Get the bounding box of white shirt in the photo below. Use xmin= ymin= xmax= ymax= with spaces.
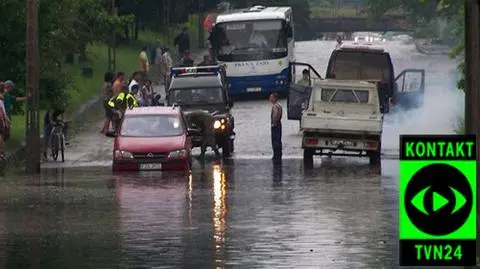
xmin=134 ymin=92 xmax=144 ymax=105
xmin=129 ymin=79 xmax=139 ymax=92
xmin=155 ymin=47 xmax=163 ymax=64
xmin=162 ymin=52 xmax=173 ymax=75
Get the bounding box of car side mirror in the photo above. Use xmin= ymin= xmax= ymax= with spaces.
xmin=187 ymin=128 xmax=201 ymax=136
xmin=301 ymin=102 xmax=306 ymax=110
xmin=228 ymin=100 xmax=233 ymax=107
xmin=286 ymin=24 xmax=293 ymax=38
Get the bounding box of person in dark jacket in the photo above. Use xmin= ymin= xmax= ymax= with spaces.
xmin=185 ymin=110 xmax=220 ymax=158
xmin=174 ymin=27 xmax=190 ymax=59
xmin=179 ymin=51 xmax=194 ymax=67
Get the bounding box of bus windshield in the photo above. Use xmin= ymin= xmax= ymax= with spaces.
xmin=212 ymin=19 xmax=288 ymax=61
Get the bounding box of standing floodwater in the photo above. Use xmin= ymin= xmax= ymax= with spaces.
xmin=0 ymin=39 xmax=464 ymax=269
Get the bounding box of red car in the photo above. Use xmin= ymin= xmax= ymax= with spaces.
xmin=112 ymin=106 xmax=194 ymax=171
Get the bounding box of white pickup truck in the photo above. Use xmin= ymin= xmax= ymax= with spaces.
xmin=299 ymin=79 xmax=383 ymax=165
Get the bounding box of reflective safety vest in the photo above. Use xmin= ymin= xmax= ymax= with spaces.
xmin=108 ymin=92 xmax=127 ymax=108
xmin=107 ymin=96 xmax=116 ymax=108
xmin=126 ymin=93 xmax=139 ymax=107
xmin=107 ymin=92 xmax=138 ymax=108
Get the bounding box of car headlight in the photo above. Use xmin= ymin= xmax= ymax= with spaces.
xmin=168 ymin=149 xmax=187 ymax=158
xmin=214 ymin=119 xmax=226 ymax=129
xmin=114 ymin=150 xmax=133 ymax=159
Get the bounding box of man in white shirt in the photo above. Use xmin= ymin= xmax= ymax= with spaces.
xmin=128 ymin=72 xmax=141 ymax=92
xmin=162 ymin=48 xmax=173 ymax=88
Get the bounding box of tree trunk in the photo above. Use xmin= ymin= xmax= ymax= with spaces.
xmin=134 ymin=20 xmax=140 ymax=40
xmin=79 ymin=44 xmax=88 ymax=62
xmin=124 ymin=24 xmax=130 ymax=41
xmin=65 ymin=53 xmax=74 ymax=64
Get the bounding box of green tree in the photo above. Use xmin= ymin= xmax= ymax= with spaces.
xmin=230 ymin=0 xmax=312 ymax=40
xmin=0 ymin=0 xmax=132 ymax=109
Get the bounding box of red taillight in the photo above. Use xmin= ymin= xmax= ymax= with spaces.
xmin=305 ymin=137 xmax=318 ymax=145
xmin=365 ymin=141 xmax=378 ymax=149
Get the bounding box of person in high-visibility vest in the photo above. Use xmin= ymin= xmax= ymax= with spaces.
xmin=107 ymin=86 xmax=139 ymax=111
xmin=126 ymin=84 xmax=140 ymax=108
xmin=107 ymin=86 xmax=138 ymax=134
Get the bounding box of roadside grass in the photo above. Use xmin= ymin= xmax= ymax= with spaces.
xmin=5 ymin=17 xmax=207 ymax=152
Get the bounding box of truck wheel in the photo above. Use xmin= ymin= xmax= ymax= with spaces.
xmin=303 ymin=148 xmax=314 ymax=163
xmin=368 ymin=151 xmax=381 ymax=165
xmin=368 ymin=140 xmax=382 ymax=165
xmin=222 ymin=138 xmax=231 ymax=158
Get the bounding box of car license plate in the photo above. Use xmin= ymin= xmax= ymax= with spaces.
xmin=140 ymin=163 xmax=162 ymax=170
xmin=247 ymin=87 xmax=262 ymax=92
xmin=331 ymin=139 xmax=354 ymax=146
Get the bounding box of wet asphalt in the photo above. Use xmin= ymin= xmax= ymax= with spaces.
xmin=0 ymin=40 xmax=464 ymax=268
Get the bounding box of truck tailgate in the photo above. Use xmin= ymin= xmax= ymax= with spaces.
xmin=301 ymin=114 xmax=383 ymax=134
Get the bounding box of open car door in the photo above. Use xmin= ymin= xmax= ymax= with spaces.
xmin=393 ymin=69 xmax=425 ymax=110
xmin=287 ymin=62 xmax=323 ymax=120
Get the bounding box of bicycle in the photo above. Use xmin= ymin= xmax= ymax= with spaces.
xmin=50 ymin=121 xmax=65 ymax=162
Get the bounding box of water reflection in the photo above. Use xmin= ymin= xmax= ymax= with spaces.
xmin=272 ymin=162 xmax=283 ymax=187
xmin=2 ymin=168 xmax=121 ymax=269
xmin=212 ymin=164 xmax=227 ymax=269
xmin=188 ymin=172 xmax=193 ymax=225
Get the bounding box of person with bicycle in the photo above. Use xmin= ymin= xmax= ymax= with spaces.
xmin=43 ymin=105 xmax=69 ymax=159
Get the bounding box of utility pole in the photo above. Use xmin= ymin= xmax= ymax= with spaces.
xmin=463 ymin=0 xmax=480 ymax=266
xmin=198 ymin=0 xmax=205 ymax=49
xmin=164 ymin=0 xmax=170 ymax=45
xmin=25 ymin=0 xmax=40 ymax=174
xmin=108 ymin=0 xmax=117 ymax=72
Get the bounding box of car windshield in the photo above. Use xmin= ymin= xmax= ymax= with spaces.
xmin=318 ymin=88 xmax=369 ymax=103
xmin=212 ymin=19 xmax=288 ymax=61
xmin=330 ymin=51 xmax=391 ymax=81
xmin=120 ymin=115 xmax=184 ymax=137
xmin=167 ymin=87 xmax=225 ymax=105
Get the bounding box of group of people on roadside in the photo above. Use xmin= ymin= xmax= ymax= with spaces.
xmin=100 ymin=70 xmax=160 ymax=134
xmin=174 ymin=27 xmax=217 ymax=67
xmin=98 ymin=26 xmax=219 ymax=136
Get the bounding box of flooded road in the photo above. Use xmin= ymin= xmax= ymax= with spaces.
xmin=2 ymin=40 xmax=463 ymax=268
